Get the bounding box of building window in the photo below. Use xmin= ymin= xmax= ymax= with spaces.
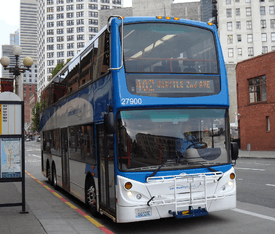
xmin=236 ymin=8 xmax=240 ymax=16
xmin=246 ymin=20 xmax=252 ymax=29
xmin=248 ymin=75 xmax=266 ymax=103
xmin=77 ymin=27 xmax=84 ymax=33
xmin=228 ymin=48 xmax=234 ymax=57
xmin=57 ymin=13 xmax=64 ymax=19
xmin=89 ymin=11 xmax=98 ymax=17
xmin=76 ymin=11 xmax=84 ymax=17
xmin=248 ymin=47 xmax=253 ymax=56
xmin=67 ymin=51 xmax=74 ymax=57
xmin=260 ymin=6 xmax=266 ymax=15
xmin=67 ymin=27 xmax=74 ymax=33
xmin=57 ymin=21 xmax=64 ymax=27
xmin=272 ymin=33 xmax=275 ymax=41
xmin=238 ymin=48 xmax=242 ymax=55
xmin=262 ymin=46 xmax=268 ymax=53
xmin=67 ymin=20 xmax=74 ymax=26
xmin=57 ymin=36 xmax=64 ymax=42
xmin=269 ymin=6 xmax=274 ymax=15
xmin=271 ymin=19 xmax=275 ymax=28
xmin=266 ymin=116 xmax=270 ymax=132
xmin=226 ymin=0 xmax=231 ymax=4
xmin=261 ymin=20 xmax=266 ymax=28
xmin=236 ymin=21 xmax=241 ymax=29
xmin=77 ymin=19 xmax=84 ymax=25
xmin=237 ymin=34 xmax=241 ymax=42
xmin=262 ymin=33 xmax=267 ymax=42
xmin=226 ymin=9 xmax=232 ymax=17
xmin=77 ymin=35 xmax=85 ymax=40
xmin=227 ymin=22 xmax=232 ymax=30
xmin=57 ymin=29 xmax=64 ymax=34
xmin=76 ymin=4 xmax=84 ymax=9
xmin=67 ymin=12 xmax=74 ymax=18
xmin=247 ymin=34 xmax=253 ymax=43
xmin=67 ymin=5 xmax=74 ymax=10
xmin=246 ymin=7 xmax=251 ymax=16
xmin=228 ymin=35 xmax=233 ymax=44
xmin=67 ymin=35 xmax=74 ymax=41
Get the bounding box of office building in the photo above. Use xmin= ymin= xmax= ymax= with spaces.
xmin=217 ymin=0 xmax=275 ymax=125
xmin=37 ymin=0 xmax=123 ymax=98
xmin=20 ymin=0 xmax=38 ymax=128
xmin=218 ymin=0 xmax=275 ymax=63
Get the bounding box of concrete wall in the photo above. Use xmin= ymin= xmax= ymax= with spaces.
xmin=226 ymin=64 xmax=237 ymax=124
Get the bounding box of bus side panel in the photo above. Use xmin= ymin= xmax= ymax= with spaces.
xmin=69 ymin=160 xmax=87 ymax=203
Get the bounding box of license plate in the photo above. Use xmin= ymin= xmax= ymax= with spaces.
xmin=135 ymin=208 xmax=152 ymax=218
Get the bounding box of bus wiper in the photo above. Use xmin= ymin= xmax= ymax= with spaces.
xmin=180 ymin=159 xmax=223 ymax=181
xmin=146 ymin=160 xmax=170 ymax=178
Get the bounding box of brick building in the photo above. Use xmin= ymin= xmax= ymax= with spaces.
xmin=236 ymin=50 xmax=275 ymax=151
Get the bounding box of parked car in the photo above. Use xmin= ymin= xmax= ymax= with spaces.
xmin=37 ymin=136 xmax=41 ymax=142
xmin=25 ymin=138 xmax=30 ymax=142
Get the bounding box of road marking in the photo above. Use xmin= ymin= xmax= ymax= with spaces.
xmin=266 ymin=184 xmax=275 ymax=187
xmin=235 ymin=167 xmax=265 ymax=171
xmin=233 ymin=208 xmax=275 ymax=222
xmin=29 ymin=154 xmax=40 ymax=158
xmin=25 ymin=170 xmax=115 ymax=234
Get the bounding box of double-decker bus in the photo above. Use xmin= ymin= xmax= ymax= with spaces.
xmin=40 ymin=16 xmax=239 ymax=223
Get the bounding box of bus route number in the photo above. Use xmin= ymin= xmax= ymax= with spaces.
xmin=121 ymin=98 xmax=142 ymax=105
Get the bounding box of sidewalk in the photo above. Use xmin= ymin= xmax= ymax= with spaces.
xmin=239 ymin=150 xmax=275 ymax=159
xmin=0 ymin=176 xmax=106 ymax=234
xmin=0 ymin=182 xmax=46 ymax=234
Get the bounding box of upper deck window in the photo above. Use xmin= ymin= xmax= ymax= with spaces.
xmin=123 ymin=23 xmax=218 ymax=74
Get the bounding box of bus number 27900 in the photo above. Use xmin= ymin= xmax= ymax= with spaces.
xmin=121 ymin=98 xmax=142 ymax=105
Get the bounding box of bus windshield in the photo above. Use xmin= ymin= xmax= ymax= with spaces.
xmin=123 ymin=23 xmax=218 ymax=74
xmin=117 ymin=109 xmax=230 ymax=171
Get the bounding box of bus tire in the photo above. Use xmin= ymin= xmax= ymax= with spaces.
xmin=52 ymin=164 xmax=58 ymax=190
xmin=86 ymin=178 xmax=100 ymax=217
xmin=47 ymin=161 xmax=52 ymax=185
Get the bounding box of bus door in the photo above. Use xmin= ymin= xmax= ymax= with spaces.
xmin=97 ymin=124 xmax=115 ymax=216
xmin=61 ymin=128 xmax=70 ymax=191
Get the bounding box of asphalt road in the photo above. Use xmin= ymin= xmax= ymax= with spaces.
xmin=24 ymin=141 xmax=275 ymax=234
xmin=235 ymin=158 xmax=275 ymax=209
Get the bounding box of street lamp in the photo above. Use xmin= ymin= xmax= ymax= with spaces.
xmin=0 ymin=45 xmax=33 ymax=95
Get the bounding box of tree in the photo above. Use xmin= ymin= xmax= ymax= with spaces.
xmin=51 ymin=59 xmax=72 ymax=79
xmin=31 ymin=100 xmax=46 ymax=133
xmin=51 ymin=62 xmax=64 ymax=79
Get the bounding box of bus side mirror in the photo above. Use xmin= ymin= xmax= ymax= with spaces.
xmin=104 ymin=112 xmax=116 ymax=134
xmin=231 ymin=142 xmax=239 ymax=161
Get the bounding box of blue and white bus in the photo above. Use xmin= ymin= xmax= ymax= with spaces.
xmin=40 ymin=16 xmax=239 ymax=223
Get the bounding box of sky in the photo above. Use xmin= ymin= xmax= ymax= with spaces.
xmin=0 ymin=0 xmax=197 ymax=76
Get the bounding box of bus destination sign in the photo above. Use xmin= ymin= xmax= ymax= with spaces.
xmin=135 ymin=78 xmax=214 ymax=94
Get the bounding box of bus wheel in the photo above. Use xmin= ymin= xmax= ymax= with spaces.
xmin=52 ymin=165 xmax=58 ymax=190
xmin=47 ymin=162 xmax=52 ymax=185
xmin=86 ymin=179 xmax=100 ymax=217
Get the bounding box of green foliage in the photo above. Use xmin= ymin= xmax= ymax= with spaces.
xmin=51 ymin=59 xmax=72 ymax=79
xmin=31 ymin=99 xmax=46 ymax=133
xmin=51 ymin=62 xmax=64 ymax=79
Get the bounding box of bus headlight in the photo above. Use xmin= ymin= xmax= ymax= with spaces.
xmin=127 ymin=191 xmax=133 ymax=198
xmin=222 ymin=181 xmax=234 ymax=191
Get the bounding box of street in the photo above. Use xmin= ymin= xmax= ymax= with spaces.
xmin=23 ymin=141 xmax=275 ymax=234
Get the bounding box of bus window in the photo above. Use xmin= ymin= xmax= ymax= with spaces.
xmin=43 ymin=131 xmax=51 ymax=153
xmin=123 ymin=23 xmax=218 ymax=74
xmin=82 ymin=124 xmax=96 ymax=164
xmin=93 ymin=31 xmax=110 ymax=80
